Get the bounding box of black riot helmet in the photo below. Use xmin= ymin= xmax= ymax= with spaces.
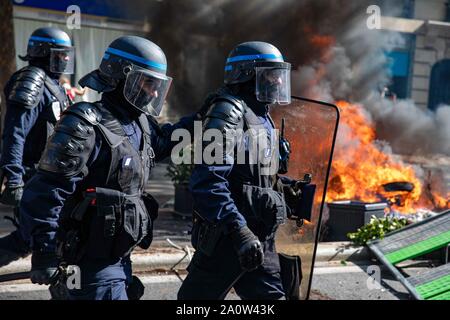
xmin=224 ymin=41 xmax=291 ymax=105
xmin=79 ymin=36 xmax=172 ymax=116
xmin=21 ymin=27 xmax=74 ymax=74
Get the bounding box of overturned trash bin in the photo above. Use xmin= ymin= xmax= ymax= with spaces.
xmin=326 ymin=201 xmax=388 ymax=241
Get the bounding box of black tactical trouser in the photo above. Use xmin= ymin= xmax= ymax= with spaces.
xmin=178 ymin=236 xmax=285 ymax=300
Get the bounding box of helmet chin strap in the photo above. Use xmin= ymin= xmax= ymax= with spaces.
xmin=103 ymin=82 xmax=142 ymax=120
xmin=238 ymin=80 xmax=269 ymax=115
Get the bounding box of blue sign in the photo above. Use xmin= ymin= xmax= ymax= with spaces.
xmin=11 ymin=0 xmax=139 ymax=20
xmin=386 ymin=51 xmax=410 ymax=77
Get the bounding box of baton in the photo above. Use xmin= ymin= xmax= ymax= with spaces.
xmin=217 ymin=270 xmax=246 ymax=300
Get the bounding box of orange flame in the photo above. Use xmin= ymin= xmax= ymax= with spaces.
xmin=309 ymin=34 xmax=335 ymax=49
xmin=326 ymin=101 xmax=449 ymax=213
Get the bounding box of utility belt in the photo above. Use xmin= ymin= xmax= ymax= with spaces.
xmin=57 ymin=187 xmax=159 ymax=264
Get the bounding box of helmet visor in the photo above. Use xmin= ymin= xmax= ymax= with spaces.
xmin=123 ymin=67 xmax=172 ymax=116
xmin=255 ymin=65 xmax=291 ymax=105
xmin=49 ymin=47 xmax=75 ymax=74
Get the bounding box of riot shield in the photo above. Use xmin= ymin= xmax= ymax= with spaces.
xmin=271 ymin=96 xmax=339 ymax=300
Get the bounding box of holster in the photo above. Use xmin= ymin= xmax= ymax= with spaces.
xmin=191 ymin=211 xmax=224 ymax=257
xmin=278 ymin=253 xmax=303 ymax=300
xmin=56 ymin=191 xmax=96 ymax=264
xmin=138 ymin=192 xmax=159 ymax=250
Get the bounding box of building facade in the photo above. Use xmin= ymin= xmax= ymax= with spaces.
xmin=381 ymin=0 xmax=450 ymax=110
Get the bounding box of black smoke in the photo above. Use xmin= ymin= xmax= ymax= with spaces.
xmin=127 ymin=0 xmax=448 ymax=156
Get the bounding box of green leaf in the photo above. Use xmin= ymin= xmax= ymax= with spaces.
xmin=346 ymin=216 xmax=407 ymax=246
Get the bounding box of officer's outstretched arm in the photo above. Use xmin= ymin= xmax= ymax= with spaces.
xmin=149 ymin=90 xmax=230 ymax=161
xmin=189 ymin=99 xmax=247 ymax=232
xmin=148 ymin=113 xmax=199 ymax=161
xmin=0 ymin=67 xmax=46 ymax=187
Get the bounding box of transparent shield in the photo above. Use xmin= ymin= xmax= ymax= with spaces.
xmin=255 ymin=66 xmax=291 ymax=105
xmin=49 ymin=47 xmax=75 ymax=74
xmin=123 ymin=67 xmax=172 ymax=116
xmin=271 ymin=96 xmax=339 ymax=299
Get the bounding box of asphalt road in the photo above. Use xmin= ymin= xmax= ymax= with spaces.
xmin=0 ymin=261 xmax=421 ymax=300
xmin=0 ymin=162 xmax=433 ymax=300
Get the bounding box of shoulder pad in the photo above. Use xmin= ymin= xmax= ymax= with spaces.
xmin=56 ymin=112 xmax=96 ymax=140
xmin=38 ymin=111 xmax=97 ymax=178
xmin=63 ymin=102 xmax=102 ymax=125
xmin=6 ymin=66 xmax=46 ymax=109
xmin=204 ymin=96 xmax=245 ymax=133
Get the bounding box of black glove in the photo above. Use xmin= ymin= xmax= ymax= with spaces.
xmin=277 ymin=179 xmax=300 ymax=216
xmin=30 ymin=252 xmax=60 ymax=285
xmin=279 ymin=174 xmax=315 ymax=222
xmin=0 ymin=184 xmax=23 ymax=206
xmin=230 ymin=226 xmax=264 ymax=271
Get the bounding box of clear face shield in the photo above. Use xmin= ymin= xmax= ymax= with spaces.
xmin=255 ymin=65 xmax=291 ymax=105
xmin=123 ymin=66 xmax=172 ymax=116
xmin=49 ymin=47 xmax=75 ymax=74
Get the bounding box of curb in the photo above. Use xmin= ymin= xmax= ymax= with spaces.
xmin=0 ymin=252 xmax=192 ymax=277
xmin=0 ymin=242 xmax=370 ymax=277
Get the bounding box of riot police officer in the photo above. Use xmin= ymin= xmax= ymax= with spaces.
xmin=178 ymin=41 xmax=293 ymax=300
xmin=0 ymin=27 xmax=73 ymax=267
xmin=20 ymin=36 xmax=198 ymax=300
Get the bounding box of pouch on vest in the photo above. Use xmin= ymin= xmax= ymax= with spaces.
xmin=112 ymin=195 xmax=149 ymax=258
xmin=86 ymin=187 xmax=148 ymax=259
xmin=241 ymin=184 xmax=287 ymax=241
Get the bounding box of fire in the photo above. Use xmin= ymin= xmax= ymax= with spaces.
xmin=303 ymin=26 xmax=336 ymax=49
xmin=326 ymin=101 xmax=449 ymax=213
xmin=309 ymin=34 xmax=335 ymax=49
xmin=292 ymin=28 xmax=449 ymax=213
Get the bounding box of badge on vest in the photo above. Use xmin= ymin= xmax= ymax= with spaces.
xmin=122 ymin=156 xmax=133 ymax=168
xmin=51 ymin=101 xmax=62 ymax=120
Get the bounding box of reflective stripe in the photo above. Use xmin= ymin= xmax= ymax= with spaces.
xmin=106 ymin=47 xmax=167 ymax=71
xmin=226 ymin=53 xmax=283 ymax=63
xmin=29 ymin=36 xmax=71 ymax=46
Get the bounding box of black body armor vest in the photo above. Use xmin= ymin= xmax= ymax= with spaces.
xmin=56 ymin=102 xmax=158 ymax=263
xmin=211 ymin=94 xmax=287 ymax=241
